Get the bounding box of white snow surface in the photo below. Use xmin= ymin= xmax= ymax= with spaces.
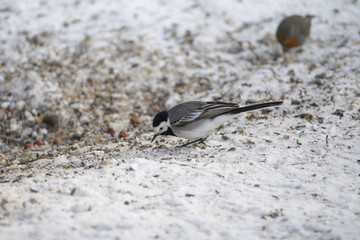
xmin=1 ymin=0 xmax=360 ymax=240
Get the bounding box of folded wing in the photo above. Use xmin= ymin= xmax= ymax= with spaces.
xmin=170 ymin=101 xmax=240 ymax=127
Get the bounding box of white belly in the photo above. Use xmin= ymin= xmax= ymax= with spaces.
xmin=171 ymin=115 xmax=236 ymax=140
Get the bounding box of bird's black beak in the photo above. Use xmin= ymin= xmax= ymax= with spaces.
xmin=151 ymin=133 xmax=159 ymax=143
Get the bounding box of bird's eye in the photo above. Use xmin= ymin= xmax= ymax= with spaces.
xmin=160 ymin=127 xmax=163 ymax=131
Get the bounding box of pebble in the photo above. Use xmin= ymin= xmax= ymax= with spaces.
xmin=53 ymin=155 xmax=68 ymax=166
xmin=332 ymin=95 xmax=341 ymax=103
xmin=329 ymin=126 xmax=336 ymax=136
xmin=32 ymin=131 xmax=38 ymax=138
xmin=24 ymin=143 xmax=32 ymax=150
xmin=21 ymin=128 xmax=32 ymax=138
xmin=25 ymin=111 xmax=35 ymax=122
xmin=70 ymin=156 xmax=82 ymax=167
xmin=1 ymin=102 xmax=10 ymax=109
xmin=9 ymin=118 xmax=18 ymax=131
xmin=106 ymin=128 xmax=115 ymax=137
xmin=40 ymin=128 xmax=48 ymax=135
xmin=283 ymin=135 xmax=290 ymax=140
xmin=75 ymin=127 xmax=84 ymax=136
xmin=92 ymin=151 xmax=104 ymax=158
xmin=80 ymin=115 xmax=90 ymax=123
xmin=295 ymin=113 xmax=314 ymax=121
xmin=118 ymin=130 xmax=129 ymax=138
xmin=0 ymin=73 xmax=4 ymax=83
xmin=332 ymin=109 xmax=344 ymax=118
xmin=25 ymin=69 xmax=38 ymax=80
xmin=175 ymin=55 xmax=185 ymax=65
xmin=312 ymin=123 xmax=318 ymax=131
xmin=15 ymin=101 xmax=26 ymax=111
xmin=103 ymin=158 xmax=116 ymax=164
xmin=130 ymin=116 xmax=142 ymax=125
xmin=31 ymin=109 xmax=38 ymax=116
xmin=130 ymin=163 xmax=139 ymax=171
xmin=34 ymin=140 xmax=45 ymax=146
xmin=53 ymin=138 xmax=63 ymax=145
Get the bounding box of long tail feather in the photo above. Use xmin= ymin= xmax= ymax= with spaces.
xmin=228 ymin=101 xmax=283 ymax=115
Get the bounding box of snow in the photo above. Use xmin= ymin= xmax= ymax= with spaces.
xmin=1 ymin=0 xmax=360 ymax=239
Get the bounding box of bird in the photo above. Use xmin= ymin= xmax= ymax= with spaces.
xmin=276 ymin=15 xmax=314 ymax=50
xmin=152 ymin=100 xmax=283 ymax=146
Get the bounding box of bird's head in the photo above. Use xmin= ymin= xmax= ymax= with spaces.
xmin=152 ymin=110 xmax=170 ymax=142
xmin=305 ymin=14 xmax=315 ymax=26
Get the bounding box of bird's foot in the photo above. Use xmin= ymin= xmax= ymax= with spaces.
xmin=281 ymin=53 xmax=291 ymax=66
xmin=179 ymin=138 xmax=207 ymax=148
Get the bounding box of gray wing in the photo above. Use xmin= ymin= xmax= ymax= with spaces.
xmin=168 ymin=101 xmax=205 ymax=127
xmin=169 ymin=101 xmax=239 ymax=127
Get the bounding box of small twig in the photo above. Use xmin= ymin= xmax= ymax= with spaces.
xmin=326 ymin=135 xmax=329 ymax=147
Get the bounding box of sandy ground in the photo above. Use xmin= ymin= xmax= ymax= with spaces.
xmin=0 ymin=0 xmax=360 ymax=239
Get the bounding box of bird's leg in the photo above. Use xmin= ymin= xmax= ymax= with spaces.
xmin=198 ymin=138 xmax=207 ymax=145
xmin=180 ymin=138 xmax=207 ymax=148
xmin=280 ymin=53 xmax=290 ymax=65
xmin=281 ymin=48 xmax=291 ymax=65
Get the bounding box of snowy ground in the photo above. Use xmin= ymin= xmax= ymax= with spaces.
xmin=1 ymin=0 xmax=360 ymax=239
